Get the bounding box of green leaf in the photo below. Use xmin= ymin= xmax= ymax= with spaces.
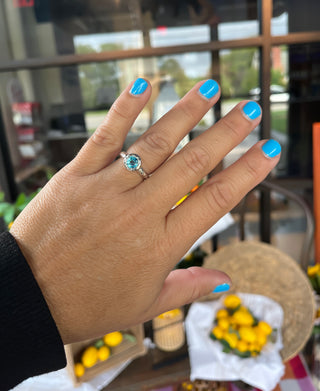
xmin=16 ymin=193 xmax=27 ymax=207
xmin=233 ymin=349 xmax=251 ymax=358
xmin=0 ymin=192 xmax=5 ymax=202
xmin=0 ymin=202 xmax=11 ymax=216
xmin=3 ymin=205 xmax=15 ymax=225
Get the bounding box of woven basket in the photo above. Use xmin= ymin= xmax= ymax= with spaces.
xmin=203 ymin=241 xmax=315 ymax=362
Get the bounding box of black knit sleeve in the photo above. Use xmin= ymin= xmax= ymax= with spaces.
xmin=0 ymin=231 xmax=66 ymax=391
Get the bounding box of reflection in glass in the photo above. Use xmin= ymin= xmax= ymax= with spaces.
xmin=0 ymin=0 xmax=260 ymax=63
xmin=272 ymin=0 xmax=320 ymax=36
xmin=220 ymin=48 xmax=260 ymax=169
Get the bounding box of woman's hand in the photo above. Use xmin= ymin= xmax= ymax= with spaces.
xmin=10 ymin=79 xmax=281 ymax=344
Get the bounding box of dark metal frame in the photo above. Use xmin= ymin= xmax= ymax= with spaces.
xmin=0 ymin=0 xmax=320 ymax=237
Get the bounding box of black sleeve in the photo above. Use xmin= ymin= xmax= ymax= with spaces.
xmin=0 ymin=231 xmax=66 ymax=391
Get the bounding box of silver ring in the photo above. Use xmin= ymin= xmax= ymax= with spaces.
xmin=120 ymin=151 xmax=149 ymax=180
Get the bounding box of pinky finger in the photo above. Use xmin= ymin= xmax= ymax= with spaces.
xmin=166 ymin=139 xmax=281 ymax=256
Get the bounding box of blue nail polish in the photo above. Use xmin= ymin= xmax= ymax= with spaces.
xmin=199 ymin=79 xmax=219 ymax=99
xmin=212 ymin=283 xmax=230 ymax=293
xmin=130 ymin=78 xmax=148 ymax=95
xmin=242 ymin=101 xmax=261 ymax=120
xmin=262 ymin=139 xmax=281 ymax=158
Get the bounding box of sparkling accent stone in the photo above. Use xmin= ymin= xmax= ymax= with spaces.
xmin=124 ymin=153 xmax=141 ymax=171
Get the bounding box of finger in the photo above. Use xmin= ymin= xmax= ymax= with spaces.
xmin=149 ymin=267 xmax=231 ymax=316
xmin=68 ymin=78 xmax=151 ymax=176
xmin=140 ymin=100 xmax=262 ymax=212
xmin=166 ymin=139 xmax=281 ymax=256
xmin=107 ymin=79 xmax=220 ymax=188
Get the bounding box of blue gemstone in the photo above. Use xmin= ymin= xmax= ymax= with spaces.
xmin=125 ymin=154 xmax=140 ymax=171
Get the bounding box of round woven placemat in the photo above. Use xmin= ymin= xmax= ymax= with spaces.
xmin=203 ymin=241 xmax=315 ymax=362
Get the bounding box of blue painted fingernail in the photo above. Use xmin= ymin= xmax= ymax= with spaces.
xmin=130 ymin=78 xmax=148 ymax=95
xmin=212 ymin=283 xmax=230 ymax=293
xmin=242 ymin=101 xmax=261 ymax=120
xmin=199 ymin=79 xmax=219 ymax=99
xmin=262 ymin=139 xmax=281 ymax=158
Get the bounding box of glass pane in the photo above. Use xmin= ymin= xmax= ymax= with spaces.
xmin=271 ymin=42 xmax=320 ymax=178
xmin=0 ymin=0 xmax=259 ymax=63
xmin=220 ymin=48 xmax=260 ymax=169
xmin=0 ymin=51 xmax=212 ymax=191
xmin=272 ymin=0 xmax=320 ymax=36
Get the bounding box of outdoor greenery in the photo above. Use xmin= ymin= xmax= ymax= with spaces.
xmin=75 ymin=43 xmax=287 ymax=111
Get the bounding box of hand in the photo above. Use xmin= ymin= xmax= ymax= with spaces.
xmin=10 ymin=79 xmax=281 ymax=344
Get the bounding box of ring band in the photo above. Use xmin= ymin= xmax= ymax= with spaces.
xmin=120 ymin=152 xmax=149 ymax=180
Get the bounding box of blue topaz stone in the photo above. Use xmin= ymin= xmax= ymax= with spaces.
xmin=123 ymin=153 xmax=141 ymax=171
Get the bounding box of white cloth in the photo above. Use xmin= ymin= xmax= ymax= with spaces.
xmin=185 ymin=293 xmax=285 ymax=391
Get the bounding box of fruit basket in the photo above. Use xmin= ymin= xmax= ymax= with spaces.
xmin=65 ymin=325 xmax=146 ymax=386
xmin=203 ymin=241 xmax=315 ymax=361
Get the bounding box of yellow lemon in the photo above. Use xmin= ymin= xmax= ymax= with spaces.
xmin=74 ymin=362 xmax=85 ymax=377
xmin=257 ymin=321 xmax=272 ymax=336
xmin=211 ymin=326 xmax=224 ymax=339
xmin=103 ymin=331 xmax=123 ymax=347
xmin=81 ymin=346 xmax=98 ymax=368
xmin=223 ymin=294 xmax=241 ymax=309
xmin=236 ymin=340 xmax=249 ymax=353
xmin=239 ymin=327 xmax=257 ymax=343
xmin=232 ymin=310 xmax=254 ymax=327
xmin=308 ymin=264 xmax=320 ymax=277
xmin=218 ymin=318 xmax=229 ymax=331
xmin=223 ymin=332 xmax=238 ymax=349
xmin=254 ymin=327 xmax=267 ymax=346
xmin=98 ymin=345 xmax=110 ymax=361
xmin=216 ymin=308 xmax=229 ymax=319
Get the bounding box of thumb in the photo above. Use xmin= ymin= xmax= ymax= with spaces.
xmin=152 ymin=267 xmax=232 ymax=316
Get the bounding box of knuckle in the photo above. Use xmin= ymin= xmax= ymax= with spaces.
xmin=92 ymin=125 xmax=122 ymax=148
xmin=110 ymin=100 xmax=135 ymax=121
xmin=206 ymin=180 xmax=235 ymax=211
xmin=219 ymin=116 xmax=240 ymax=139
xmin=142 ymin=132 xmax=172 ymax=157
xmin=178 ymin=100 xmax=197 ymax=123
xmin=182 ymin=145 xmax=211 ymax=176
xmin=243 ymin=154 xmax=261 ymax=181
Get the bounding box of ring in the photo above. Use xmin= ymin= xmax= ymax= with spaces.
xmin=120 ymin=152 xmax=149 ymax=180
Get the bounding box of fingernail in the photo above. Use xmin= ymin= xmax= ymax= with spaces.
xmin=130 ymin=78 xmax=148 ymax=95
xmin=199 ymin=79 xmax=219 ymax=99
xmin=212 ymin=283 xmax=230 ymax=293
xmin=262 ymin=139 xmax=282 ymax=158
xmin=242 ymin=101 xmax=261 ymax=120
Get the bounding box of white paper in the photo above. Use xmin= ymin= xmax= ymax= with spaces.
xmin=12 ymin=360 xmax=132 ymax=391
xmin=184 ymin=213 xmax=234 ymax=257
xmin=185 ymin=293 xmax=285 ymax=391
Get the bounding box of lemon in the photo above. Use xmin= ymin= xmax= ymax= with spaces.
xmin=223 ymin=332 xmax=238 ymax=349
xmin=232 ymin=310 xmax=254 ymax=327
xmin=74 ymin=362 xmax=85 ymax=377
xmin=211 ymin=326 xmax=224 ymax=339
xmin=239 ymin=327 xmax=257 ymax=343
xmin=218 ymin=318 xmax=229 ymax=331
xmin=308 ymin=264 xmax=320 ymax=277
xmin=236 ymin=340 xmax=249 ymax=353
xmin=81 ymin=346 xmax=98 ymax=368
xmin=257 ymin=321 xmax=272 ymax=336
xmin=216 ymin=309 xmax=229 ymax=319
xmin=98 ymin=345 xmax=110 ymax=361
xmin=223 ymin=294 xmax=241 ymax=309
xmin=104 ymin=331 xmax=123 ymax=347
xmin=254 ymin=327 xmax=267 ymax=346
